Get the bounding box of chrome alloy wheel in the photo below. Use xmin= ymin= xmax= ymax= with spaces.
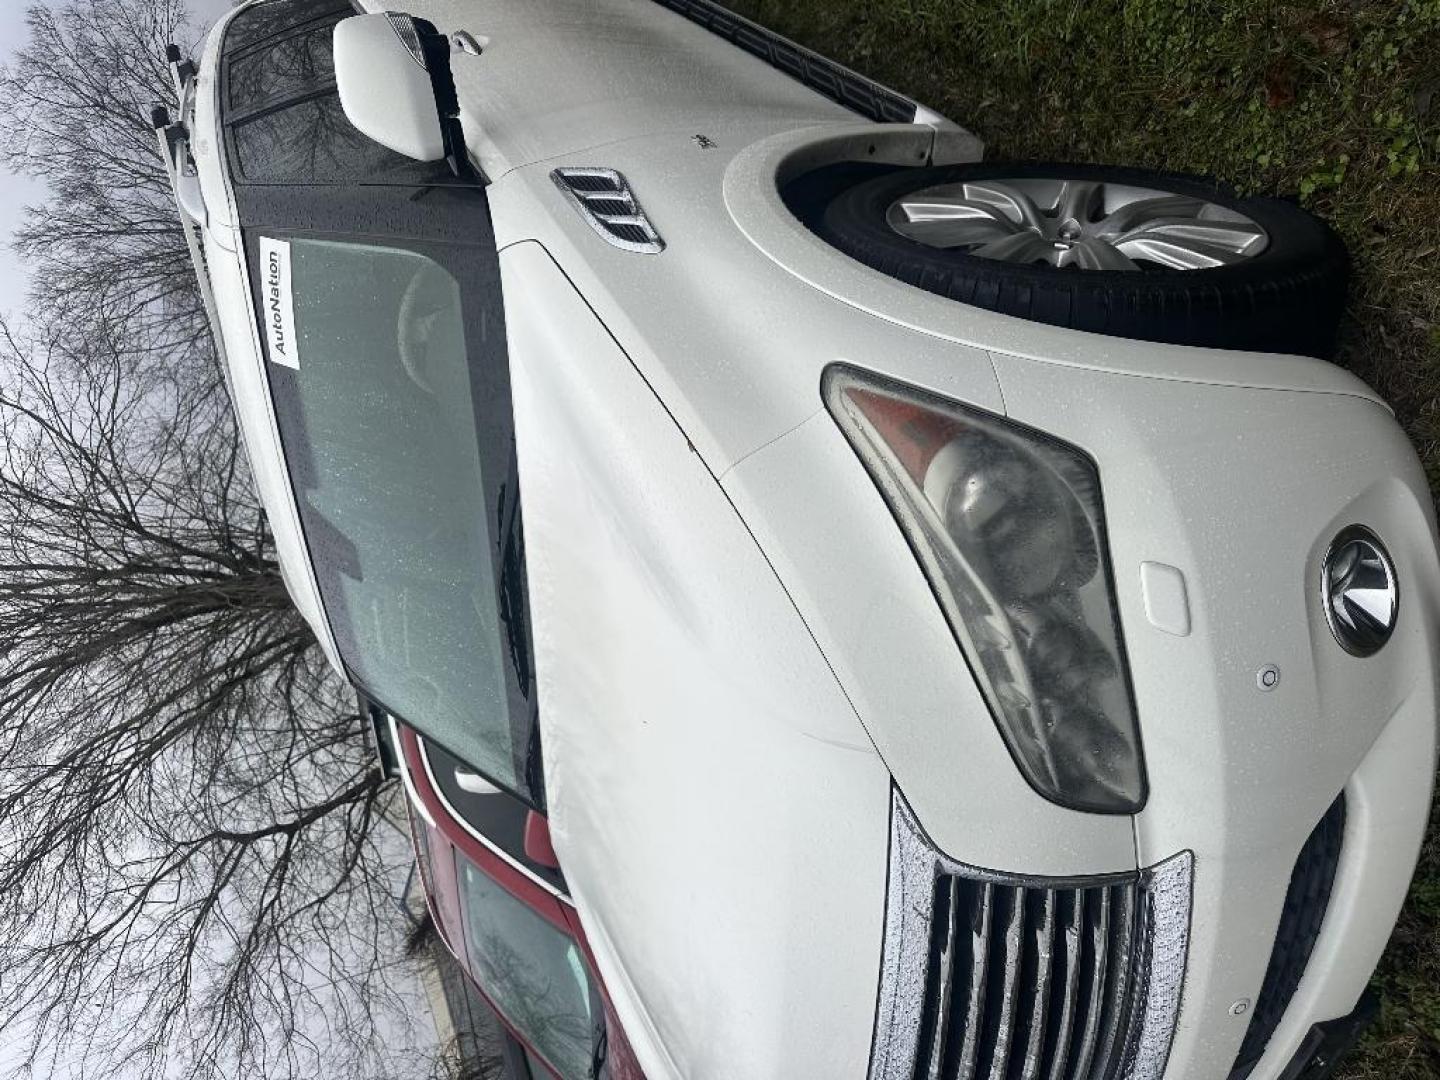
xmin=886 ymin=178 xmax=1270 ymax=271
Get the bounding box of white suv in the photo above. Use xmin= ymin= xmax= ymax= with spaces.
xmin=160 ymin=2 xmax=1439 ymax=1078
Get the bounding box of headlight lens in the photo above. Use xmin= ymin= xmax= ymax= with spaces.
xmin=825 ymin=367 xmax=1146 ymax=814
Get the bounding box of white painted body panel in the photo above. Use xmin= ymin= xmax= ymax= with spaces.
xmin=982 ymin=357 xmax=1439 ymax=1077
xmin=482 ymin=119 xmax=1436 ymax=1075
xmin=503 ymin=241 xmax=892 ymax=1080
xmin=356 ymin=0 xmax=861 ymax=179
xmin=717 ymin=341 xmax=1438 ymax=1079
xmin=334 ymin=14 xmax=449 ymax=162
xmin=183 ymin=2 xmax=1439 ymax=1078
xmin=482 ymin=129 xmax=1146 ymax=878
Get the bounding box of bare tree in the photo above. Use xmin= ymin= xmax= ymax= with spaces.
xmin=0 ymin=0 xmax=210 ymax=366
xmin=0 ymin=4 xmax=501 ymax=1077
xmin=0 ymin=317 xmax=441 ymax=1079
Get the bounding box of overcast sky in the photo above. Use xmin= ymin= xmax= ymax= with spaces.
xmin=0 ymin=0 xmax=238 ymax=320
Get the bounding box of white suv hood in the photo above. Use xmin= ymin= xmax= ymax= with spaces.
xmin=503 ymin=241 xmax=895 ymax=1079
xmin=360 ymin=0 xmax=854 ymax=180
xmin=491 ymin=117 xmax=1437 ymax=1077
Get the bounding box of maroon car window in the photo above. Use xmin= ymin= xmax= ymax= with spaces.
xmin=457 ymin=857 xmax=602 ymax=1079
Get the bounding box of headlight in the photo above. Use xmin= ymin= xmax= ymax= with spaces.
xmin=824 ymin=366 xmax=1146 ymax=814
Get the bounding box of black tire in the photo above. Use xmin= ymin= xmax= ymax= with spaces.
xmin=802 ymin=161 xmax=1349 ymax=359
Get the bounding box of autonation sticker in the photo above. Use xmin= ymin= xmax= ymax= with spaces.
xmin=259 ymin=236 xmax=299 ymax=369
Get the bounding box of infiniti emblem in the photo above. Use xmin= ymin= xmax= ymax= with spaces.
xmin=1321 ymin=525 xmax=1398 ymax=657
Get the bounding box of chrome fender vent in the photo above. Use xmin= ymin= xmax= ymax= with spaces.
xmin=871 ymin=791 xmax=1193 ymax=1080
xmin=551 ymin=167 xmax=665 ymax=254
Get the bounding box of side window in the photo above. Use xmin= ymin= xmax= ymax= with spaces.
xmin=501 ymin=1033 xmax=550 ymax=1080
xmin=228 ymin=20 xmax=337 ymax=112
xmin=424 ymin=739 xmax=566 ymax=894
xmin=457 ymin=859 xmax=598 ymax=1080
xmin=231 ymin=95 xmax=446 ymax=184
xmin=221 ymin=2 xmax=446 ymax=186
xmin=224 ymin=0 xmax=354 ymax=52
xmin=406 ymin=789 xmax=450 ymax=944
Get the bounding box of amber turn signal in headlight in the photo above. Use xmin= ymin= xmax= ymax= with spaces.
xmin=825 ymin=366 xmax=1146 ymax=814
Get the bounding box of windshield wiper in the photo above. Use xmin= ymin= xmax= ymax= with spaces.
xmin=495 ymin=467 xmax=534 ymax=697
xmin=589 ymin=1019 xmax=609 ymax=1079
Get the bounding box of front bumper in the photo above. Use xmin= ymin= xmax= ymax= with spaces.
xmin=1211 ymin=684 xmax=1434 ymax=1080
xmin=987 ymin=351 xmax=1439 ymax=1080
xmin=859 ymin=717 xmax=1417 ymax=1080
xmin=499 ymin=118 xmax=1433 ymax=1078
xmin=723 ymin=343 xmax=1438 ymax=1079
xmin=1270 ymin=988 xmax=1379 ymax=1080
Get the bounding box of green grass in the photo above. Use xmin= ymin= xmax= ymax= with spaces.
xmin=724 ymin=0 xmax=1440 ymax=1074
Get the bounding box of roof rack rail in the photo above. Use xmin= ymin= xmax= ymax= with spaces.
xmin=152 ymin=43 xmax=229 ymax=370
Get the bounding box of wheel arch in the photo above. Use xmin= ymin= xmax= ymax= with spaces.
xmin=723 ymin=125 xmax=1374 ymax=395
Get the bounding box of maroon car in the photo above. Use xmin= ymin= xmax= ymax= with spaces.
xmin=383 ymin=712 xmax=644 ymax=1079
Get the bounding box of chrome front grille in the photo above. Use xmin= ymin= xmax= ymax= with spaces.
xmin=551 ymin=167 xmax=665 ymax=254
xmin=872 ymin=793 xmax=1192 ymax=1080
xmin=914 ymin=877 xmax=1137 ymax=1080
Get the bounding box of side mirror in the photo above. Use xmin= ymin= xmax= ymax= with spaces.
xmin=333 ymin=13 xmax=469 ymax=173
xmin=524 ymin=811 xmax=561 ymax=870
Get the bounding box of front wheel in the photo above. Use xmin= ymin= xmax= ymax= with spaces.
xmin=804 ymin=162 xmax=1349 ymax=359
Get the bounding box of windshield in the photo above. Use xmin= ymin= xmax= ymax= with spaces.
xmin=259 ymin=235 xmax=538 ymax=803
xmin=458 ymin=857 xmax=601 ymax=1080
